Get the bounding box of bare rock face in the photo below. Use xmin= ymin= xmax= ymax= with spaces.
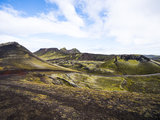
xmin=78 ymin=53 xmax=115 ymax=61
xmin=120 ymin=55 xmax=150 ymax=62
xmin=60 ymin=47 xmax=67 ymax=52
xmin=34 ymin=48 xmax=59 ymax=56
xmin=60 ymin=48 xmax=80 ymax=54
xmin=0 ymin=42 xmax=31 ymax=58
xmin=67 ymin=48 xmax=81 ymax=54
xmin=35 ymin=47 xmax=81 ymax=55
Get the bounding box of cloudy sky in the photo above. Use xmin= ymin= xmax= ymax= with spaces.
xmin=0 ymin=0 xmax=160 ymax=54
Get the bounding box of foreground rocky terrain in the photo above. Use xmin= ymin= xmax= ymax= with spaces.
xmin=0 ymin=72 xmax=160 ymax=120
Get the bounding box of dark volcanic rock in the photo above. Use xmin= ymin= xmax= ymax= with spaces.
xmin=34 ymin=48 xmax=59 ymax=56
xmin=78 ymin=53 xmax=115 ymax=61
xmin=35 ymin=47 xmax=81 ymax=55
xmin=67 ymin=48 xmax=81 ymax=54
xmin=120 ymin=55 xmax=150 ymax=62
xmin=60 ymin=48 xmax=81 ymax=54
xmin=0 ymin=42 xmax=31 ymax=58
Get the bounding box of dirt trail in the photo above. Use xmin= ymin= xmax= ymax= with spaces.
xmin=151 ymin=59 xmax=160 ymax=66
xmin=87 ymin=72 xmax=160 ymax=78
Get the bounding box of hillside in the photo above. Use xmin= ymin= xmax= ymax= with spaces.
xmin=34 ymin=48 xmax=115 ymax=61
xmin=101 ymin=55 xmax=160 ymax=75
xmin=0 ymin=42 xmax=73 ymax=72
xmin=34 ymin=48 xmax=117 ymax=75
xmin=35 ymin=48 xmax=160 ymax=75
xmin=34 ymin=47 xmax=81 ymax=60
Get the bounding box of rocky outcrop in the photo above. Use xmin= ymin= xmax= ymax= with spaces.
xmin=60 ymin=48 xmax=80 ymax=54
xmin=120 ymin=55 xmax=150 ymax=62
xmin=34 ymin=48 xmax=59 ymax=56
xmin=0 ymin=42 xmax=32 ymax=58
xmin=35 ymin=47 xmax=81 ymax=55
xmin=78 ymin=53 xmax=115 ymax=61
xmin=67 ymin=48 xmax=81 ymax=54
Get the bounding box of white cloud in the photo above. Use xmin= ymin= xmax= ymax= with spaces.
xmin=74 ymin=0 xmax=108 ymax=38
xmin=71 ymin=0 xmax=160 ymax=45
xmin=0 ymin=35 xmax=21 ymax=43
xmin=46 ymin=0 xmax=84 ymax=27
xmin=0 ymin=4 xmax=23 ymax=16
xmin=0 ymin=5 xmax=87 ymax=38
xmin=105 ymin=0 xmax=160 ymax=45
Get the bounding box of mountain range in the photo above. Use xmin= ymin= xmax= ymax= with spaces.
xmin=35 ymin=47 xmax=160 ymax=75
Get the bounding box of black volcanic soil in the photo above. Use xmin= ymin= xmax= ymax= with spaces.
xmin=0 ymin=73 xmax=160 ymax=120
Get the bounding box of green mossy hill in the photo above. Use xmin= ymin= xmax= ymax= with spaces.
xmin=53 ymin=60 xmax=115 ymax=76
xmin=60 ymin=47 xmax=80 ymax=54
xmin=34 ymin=47 xmax=115 ymax=61
xmin=44 ymin=72 xmax=160 ymax=94
xmin=0 ymin=74 xmax=160 ymax=120
xmin=49 ymin=73 xmax=124 ymax=91
xmin=101 ymin=55 xmax=160 ymax=75
xmin=37 ymin=53 xmax=116 ymax=75
xmin=35 ymin=49 xmax=160 ymax=75
xmin=0 ymin=42 xmax=74 ymax=72
xmin=34 ymin=48 xmax=59 ymax=56
xmin=122 ymin=75 xmax=160 ymax=94
xmin=34 ymin=47 xmax=81 ymax=60
xmin=5 ymin=71 xmax=160 ymax=94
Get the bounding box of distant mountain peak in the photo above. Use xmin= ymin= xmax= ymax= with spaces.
xmin=60 ymin=47 xmax=67 ymax=51
xmin=0 ymin=41 xmax=30 ymax=55
xmin=40 ymin=48 xmax=59 ymax=52
xmin=69 ymin=48 xmax=80 ymax=54
xmin=35 ymin=47 xmax=81 ymax=55
xmin=0 ymin=41 xmax=20 ymax=47
xmin=60 ymin=47 xmax=80 ymax=54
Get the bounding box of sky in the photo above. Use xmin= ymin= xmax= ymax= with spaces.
xmin=0 ymin=0 xmax=160 ymax=54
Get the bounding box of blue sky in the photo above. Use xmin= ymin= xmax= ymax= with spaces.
xmin=0 ymin=0 xmax=160 ymax=54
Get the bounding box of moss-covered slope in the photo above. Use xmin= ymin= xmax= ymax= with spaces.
xmin=35 ymin=47 xmax=160 ymax=75
xmin=0 ymin=42 xmax=74 ymax=72
xmin=101 ymin=55 xmax=160 ymax=75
